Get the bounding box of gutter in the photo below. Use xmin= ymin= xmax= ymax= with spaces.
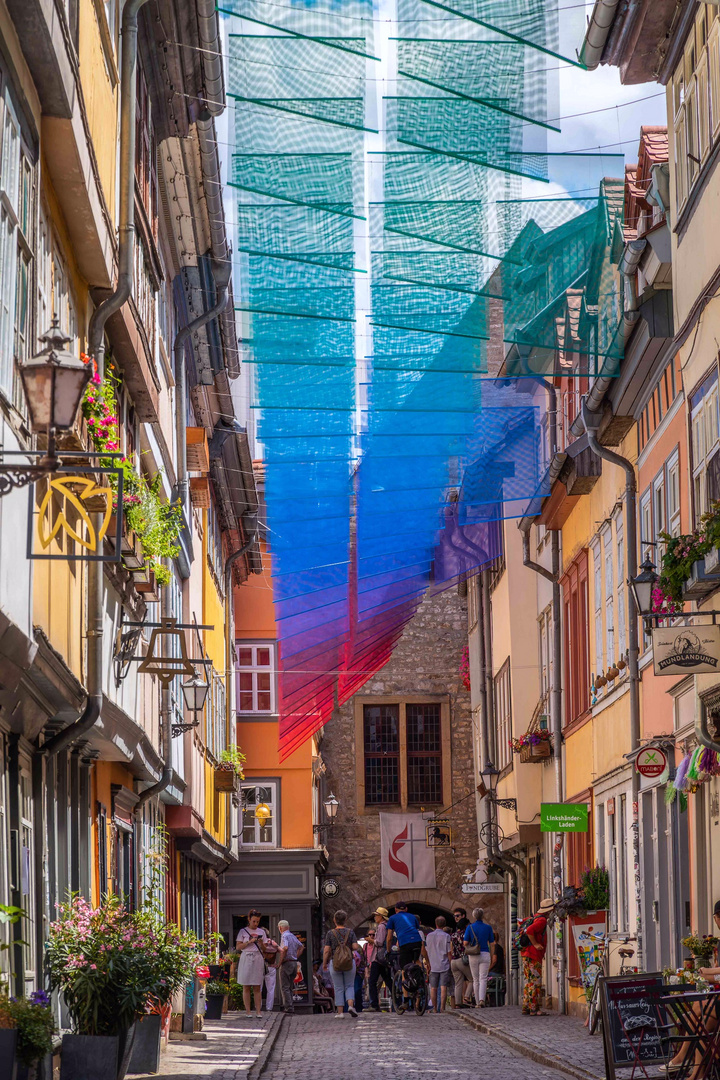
xmin=44 ymin=0 xmax=151 ymax=757
xmin=578 ymin=0 xmax=621 ymax=69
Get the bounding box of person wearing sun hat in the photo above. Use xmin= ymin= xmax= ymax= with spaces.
xmin=521 ymin=897 xmax=554 ymax=1016
xmin=368 ymin=907 xmax=391 ymax=1011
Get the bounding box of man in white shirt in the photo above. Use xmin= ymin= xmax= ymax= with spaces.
xmin=422 ymin=916 xmax=453 ymax=1013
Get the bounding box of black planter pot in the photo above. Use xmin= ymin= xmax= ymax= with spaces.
xmin=0 ymin=1028 xmax=18 ymax=1080
xmin=127 ymin=1015 xmax=162 ymax=1075
xmin=60 ymin=1025 xmax=136 ymax=1080
xmin=205 ymin=995 xmax=224 ymax=1021
xmin=16 ymin=1054 xmax=52 ymax=1080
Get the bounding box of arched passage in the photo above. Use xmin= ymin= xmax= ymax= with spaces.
xmin=346 ymin=888 xmax=465 ymax=934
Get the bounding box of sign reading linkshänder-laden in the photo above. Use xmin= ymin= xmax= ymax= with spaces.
xmin=652 ymin=625 xmax=720 ymax=676
xmin=541 ymin=803 xmax=589 ymax=832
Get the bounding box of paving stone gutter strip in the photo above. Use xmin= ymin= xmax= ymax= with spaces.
xmin=248 ymin=1012 xmax=284 ymax=1079
xmin=454 ymin=1012 xmax=604 ymax=1080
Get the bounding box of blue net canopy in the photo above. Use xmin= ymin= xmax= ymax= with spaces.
xmin=224 ymin=0 xmax=625 ymax=756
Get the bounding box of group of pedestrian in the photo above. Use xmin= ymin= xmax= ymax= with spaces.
xmin=235 ymin=909 xmax=305 ymax=1017
xmin=234 ymin=899 xmax=521 ymax=1018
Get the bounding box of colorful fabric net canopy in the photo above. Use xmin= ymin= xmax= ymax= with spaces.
xmin=224 ymin=0 xmax=626 ymax=757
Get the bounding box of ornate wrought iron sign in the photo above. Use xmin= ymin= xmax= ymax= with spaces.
xmin=26 ymin=458 xmax=124 ymax=562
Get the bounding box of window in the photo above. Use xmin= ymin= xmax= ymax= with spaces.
xmin=674 ymin=7 xmax=720 ymax=212
xmin=406 ymin=703 xmax=442 ymax=804
xmin=467 ymin=573 xmax=479 ymax=629
xmin=566 ymin=801 xmax=593 ymax=887
xmin=0 ymin=85 xmax=35 ymax=402
xmin=604 ymin=529 xmax=615 ymax=669
xmin=97 ymin=803 xmax=108 ymax=898
xmin=493 ymin=659 xmax=512 ymax=771
xmin=562 ymin=550 xmax=590 ymax=725
xmin=237 ymin=643 xmax=275 ymax=714
xmin=240 ymin=782 xmax=278 ymax=847
xmin=364 ymin=704 xmax=400 ymax=805
xmin=616 ymin=519 xmax=626 ymax=658
xmin=691 ymin=369 xmax=719 ymax=521
xmin=592 ymin=541 xmax=603 ymax=678
xmin=206 ymin=669 xmax=226 ymax=760
xmin=359 ymin=698 xmax=449 ymax=808
xmin=538 ymin=605 xmax=552 ymax=703
xmin=135 ymin=65 xmax=158 ymax=236
xmin=207 ymin=501 xmax=224 ymax=588
xmin=667 ymin=452 xmax=681 ymax=536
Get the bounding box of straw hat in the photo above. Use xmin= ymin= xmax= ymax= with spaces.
xmin=372 ymin=906 xmax=389 ymax=919
xmin=537 ymin=897 xmax=555 ymax=913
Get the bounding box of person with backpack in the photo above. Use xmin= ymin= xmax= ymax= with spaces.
xmin=368 ymin=907 xmax=392 ymax=1012
xmin=520 ymin=897 xmax=554 ymax=1016
xmin=450 ymin=908 xmax=472 ymax=1008
xmin=322 ymin=910 xmax=361 ymax=1017
xmin=386 ymin=900 xmax=423 ymax=966
xmin=463 ymin=907 xmax=495 ymax=1008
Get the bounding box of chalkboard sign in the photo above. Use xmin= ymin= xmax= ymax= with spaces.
xmin=600 ymin=973 xmax=666 ymax=1080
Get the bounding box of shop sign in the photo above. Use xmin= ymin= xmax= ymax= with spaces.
xmin=540 ymin=803 xmax=588 ymax=832
xmin=27 ymin=467 xmax=123 ymax=562
xmin=652 ymin=626 xmax=720 ymax=676
xmin=606 ymin=798 xmax=615 ymax=816
xmin=461 ymin=882 xmax=504 ymax=894
xmin=635 ymin=747 xmax=668 ymax=779
xmin=426 ymin=819 xmax=452 ymax=847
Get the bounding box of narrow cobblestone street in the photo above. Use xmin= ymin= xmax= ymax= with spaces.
xmin=261 ymin=1013 xmax=586 ymax=1080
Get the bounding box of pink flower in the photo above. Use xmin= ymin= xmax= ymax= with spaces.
xmin=90 ymin=964 xmax=97 ymax=970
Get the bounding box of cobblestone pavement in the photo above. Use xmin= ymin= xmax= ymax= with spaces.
xmin=132 ymin=1013 xmax=281 ymax=1080
xmin=261 ymin=1012 xmax=583 ymax=1080
xmin=458 ymin=1006 xmax=605 ymax=1080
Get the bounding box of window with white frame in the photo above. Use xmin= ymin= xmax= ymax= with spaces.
xmin=592 ymin=540 xmax=603 ymax=678
xmin=616 ymin=518 xmax=626 ymax=658
xmin=673 ymin=5 xmax=720 ymax=215
xmin=237 ymin=643 xmax=275 ymax=714
xmin=207 ymin=501 xmax=224 ymax=589
xmin=206 ymin=670 xmax=226 ymax=760
xmin=691 ymin=369 xmax=719 ymax=521
xmin=604 ymin=527 xmax=615 ymax=670
xmin=0 ymin=84 xmax=35 ymax=404
xmin=240 ymin=781 xmax=278 ymax=847
xmin=538 ymin=605 xmax=552 ymax=703
xmin=667 ymin=451 xmax=681 ymax=537
xmin=653 ymin=469 xmax=667 ymax=559
xmin=467 ymin=573 xmax=479 ymax=629
xmin=493 ymin=659 xmax=512 ymax=771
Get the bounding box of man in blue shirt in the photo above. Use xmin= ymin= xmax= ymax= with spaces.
xmin=386 ymin=901 xmax=423 ymax=966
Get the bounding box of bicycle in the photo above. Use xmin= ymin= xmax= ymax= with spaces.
xmin=586 ymin=934 xmax=638 ymax=1035
xmin=388 ymin=950 xmax=428 ymax=1016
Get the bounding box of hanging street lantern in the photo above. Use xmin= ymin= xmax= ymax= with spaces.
xmin=255 ymin=803 xmax=272 ymax=825
xmin=629 ymin=551 xmax=659 ymax=617
xmin=138 ymin=618 xmax=196 ymax=686
xmin=181 ymin=669 xmax=210 ymax=713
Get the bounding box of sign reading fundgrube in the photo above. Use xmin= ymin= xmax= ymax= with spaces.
xmin=652 ymin=626 xmax=720 ymax=676
xmin=540 ymin=803 xmax=588 ymax=832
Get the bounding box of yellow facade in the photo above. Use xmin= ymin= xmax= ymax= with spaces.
xmin=201 ymin=510 xmax=229 ymax=848
xmin=77 ymin=0 xmax=119 ymax=213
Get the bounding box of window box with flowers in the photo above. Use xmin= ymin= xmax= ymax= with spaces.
xmin=511 ymin=730 xmax=552 ymax=763
xmin=214 ymin=744 xmax=246 ymax=794
xmin=81 ymin=363 xmax=182 ymax=592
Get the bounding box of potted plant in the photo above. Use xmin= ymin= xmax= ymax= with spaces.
xmin=204 ymin=981 xmax=228 ymax=1021
xmin=0 ymin=991 xmax=55 ymax=1080
xmin=658 ymin=531 xmax=714 ymax=602
xmin=580 ymin=865 xmax=610 ymax=913
xmin=681 ymin=932 xmax=719 ymax=967
xmin=47 ymin=895 xmax=199 ymax=1080
xmin=214 ymin=744 xmax=246 ymax=794
xmin=510 ymin=730 xmax=552 ymax=763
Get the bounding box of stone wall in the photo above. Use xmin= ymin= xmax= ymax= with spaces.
xmin=321 ymin=587 xmax=505 ymax=940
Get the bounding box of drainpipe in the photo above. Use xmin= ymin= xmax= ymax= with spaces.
xmin=581 ymin=399 xmax=643 ymax=971
xmin=174 ymin=259 xmax=231 ymax=505
xmin=521 ymin=526 xmax=566 ymax=1012
xmin=43 ymin=0 xmax=151 ymax=757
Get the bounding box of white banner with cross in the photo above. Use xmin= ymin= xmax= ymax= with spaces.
xmin=380 ymin=813 xmax=436 ymax=889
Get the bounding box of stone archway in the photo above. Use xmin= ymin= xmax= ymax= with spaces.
xmin=346 ymin=888 xmax=465 ymax=933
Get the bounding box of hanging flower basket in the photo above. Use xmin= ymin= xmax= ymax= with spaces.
xmin=511 ymin=730 xmax=552 ymax=762
xmin=214 ymin=766 xmax=240 ymax=793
